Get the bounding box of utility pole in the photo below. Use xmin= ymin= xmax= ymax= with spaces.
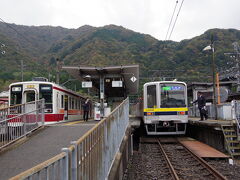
xmin=56 ymin=58 xmax=60 ymax=84
xmin=211 ymin=35 xmax=217 ymax=120
xmin=224 ymin=42 xmax=240 ymax=91
xmin=21 ymin=60 xmax=24 ymax=81
xmin=233 ymin=42 xmax=240 ymax=92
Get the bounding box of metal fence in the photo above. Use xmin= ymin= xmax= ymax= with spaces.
xmin=0 ymin=99 xmax=45 ymax=149
xmin=233 ymin=100 xmax=240 ymax=138
xmin=189 ymin=102 xmax=235 ymax=120
xmin=10 ymin=98 xmax=130 ymax=180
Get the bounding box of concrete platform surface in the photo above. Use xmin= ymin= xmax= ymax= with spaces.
xmin=179 ymin=139 xmax=229 ymax=158
xmin=0 ymin=120 xmax=97 ymax=180
xmin=188 ymin=117 xmax=234 ymax=127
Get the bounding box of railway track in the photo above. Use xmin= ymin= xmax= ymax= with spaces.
xmin=157 ymin=138 xmax=227 ymax=180
xmin=124 ymin=137 xmax=228 ymax=180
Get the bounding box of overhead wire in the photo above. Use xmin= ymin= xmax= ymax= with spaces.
xmin=165 ymin=1 xmax=179 ymax=41
xmin=167 ymin=0 xmax=185 ymax=40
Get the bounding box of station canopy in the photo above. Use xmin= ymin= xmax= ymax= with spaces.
xmin=62 ymin=65 xmax=139 ymax=97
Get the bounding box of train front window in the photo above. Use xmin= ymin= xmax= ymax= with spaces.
xmin=10 ymin=85 xmax=23 ymax=105
xmin=26 ymin=91 xmax=35 ymax=102
xmin=39 ymin=84 xmax=53 ymax=112
xmin=39 ymin=92 xmax=52 ymax=103
xmin=160 ymin=84 xmax=186 ymax=108
xmin=147 ymin=85 xmax=157 ymax=108
xmin=11 ymin=93 xmax=22 ymax=105
xmin=39 ymin=84 xmax=53 ymax=103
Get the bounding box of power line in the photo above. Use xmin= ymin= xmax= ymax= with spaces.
xmin=168 ymin=0 xmax=185 ymax=40
xmin=165 ymin=1 xmax=178 ymax=41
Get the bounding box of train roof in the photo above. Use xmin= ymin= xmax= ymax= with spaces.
xmin=62 ymin=65 xmax=139 ymax=96
xmin=144 ymin=81 xmax=187 ymax=86
xmin=9 ymin=81 xmax=86 ymax=99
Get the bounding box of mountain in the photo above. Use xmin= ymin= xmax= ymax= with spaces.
xmin=0 ymin=21 xmax=239 ymax=92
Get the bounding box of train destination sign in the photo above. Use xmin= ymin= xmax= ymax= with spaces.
xmin=162 ymin=86 xmax=184 ymax=91
xmin=12 ymin=87 xmax=22 ymax=92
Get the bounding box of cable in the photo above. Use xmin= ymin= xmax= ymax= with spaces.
xmin=165 ymin=1 xmax=179 ymax=41
xmin=168 ymin=0 xmax=185 ymax=40
xmin=0 ymin=17 xmax=32 ymax=44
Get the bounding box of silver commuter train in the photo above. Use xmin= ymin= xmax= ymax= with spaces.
xmin=143 ymin=81 xmax=188 ymax=135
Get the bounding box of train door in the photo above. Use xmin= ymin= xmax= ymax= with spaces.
xmin=23 ymin=90 xmax=38 ymax=113
xmin=64 ymin=95 xmax=68 ymax=120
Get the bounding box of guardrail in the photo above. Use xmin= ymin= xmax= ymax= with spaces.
xmin=0 ymin=99 xmax=45 ymax=149
xmin=10 ymin=98 xmax=129 ymax=180
xmin=189 ymin=102 xmax=235 ymax=120
xmin=233 ymin=100 xmax=240 ymax=138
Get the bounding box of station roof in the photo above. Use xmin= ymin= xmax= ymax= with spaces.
xmin=187 ymin=81 xmax=237 ymax=88
xmin=62 ymin=65 xmax=139 ymax=96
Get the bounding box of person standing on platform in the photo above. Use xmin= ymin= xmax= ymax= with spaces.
xmin=83 ymin=98 xmax=90 ymax=121
xmin=193 ymin=92 xmax=208 ymax=121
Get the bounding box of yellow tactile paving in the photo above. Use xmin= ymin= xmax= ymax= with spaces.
xmin=63 ymin=120 xmax=84 ymax=126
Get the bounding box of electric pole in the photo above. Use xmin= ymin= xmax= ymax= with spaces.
xmin=56 ymin=58 xmax=60 ymax=84
xmin=224 ymin=42 xmax=240 ymax=91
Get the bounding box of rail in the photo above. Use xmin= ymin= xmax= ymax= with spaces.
xmin=10 ymin=98 xmax=129 ymax=180
xmin=0 ymin=99 xmax=45 ymax=149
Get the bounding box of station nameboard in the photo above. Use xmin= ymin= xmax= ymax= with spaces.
xmin=112 ymin=81 xmax=123 ymax=87
xmin=82 ymin=81 xmax=92 ymax=88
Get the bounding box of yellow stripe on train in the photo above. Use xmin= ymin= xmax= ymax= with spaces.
xmin=144 ymin=107 xmax=188 ymax=112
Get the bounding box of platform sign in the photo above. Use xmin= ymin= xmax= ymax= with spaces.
xmin=82 ymin=81 xmax=92 ymax=88
xmin=112 ymin=81 xmax=123 ymax=87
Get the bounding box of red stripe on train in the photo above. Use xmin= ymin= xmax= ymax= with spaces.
xmin=45 ymin=114 xmax=64 ymax=122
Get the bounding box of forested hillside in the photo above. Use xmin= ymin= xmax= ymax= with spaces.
xmin=0 ymin=21 xmax=239 ymax=92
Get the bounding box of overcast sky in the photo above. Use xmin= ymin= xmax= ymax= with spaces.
xmin=1 ymin=0 xmax=240 ymax=41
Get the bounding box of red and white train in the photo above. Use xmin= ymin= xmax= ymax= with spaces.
xmin=9 ymin=77 xmax=91 ymax=123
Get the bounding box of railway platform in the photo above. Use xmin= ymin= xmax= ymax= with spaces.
xmin=178 ymin=137 xmax=229 ymax=158
xmin=0 ymin=120 xmax=98 ymax=180
xmin=187 ymin=117 xmax=240 ymax=160
xmin=188 ymin=117 xmax=234 ymax=127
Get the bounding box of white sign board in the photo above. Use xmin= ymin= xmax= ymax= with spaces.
xmin=82 ymin=81 xmax=92 ymax=88
xmin=112 ymin=81 xmax=123 ymax=87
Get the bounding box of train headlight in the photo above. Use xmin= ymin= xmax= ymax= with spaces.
xmin=146 ymin=112 xmax=154 ymax=116
xmin=45 ymin=109 xmax=52 ymax=113
xmin=178 ymin=111 xmax=185 ymax=115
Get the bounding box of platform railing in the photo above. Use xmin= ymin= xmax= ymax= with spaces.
xmin=233 ymin=100 xmax=240 ymax=138
xmin=0 ymin=99 xmax=45 ymax=149
xmin=10 ymin=98 xmax=129 ymax=180
xmin=189 ymin=102 xmax=235 ymax=120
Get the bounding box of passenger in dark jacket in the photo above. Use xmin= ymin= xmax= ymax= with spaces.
xmin=193 ymin=93 xmax=208 ymax=121
xmin=83 ymin=99 xmax=90 ymax=121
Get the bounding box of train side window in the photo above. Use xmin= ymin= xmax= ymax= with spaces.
xmin=61 ymin=95 xmax=64 ymax=108
xmin=72 ymin=98 xmax=74 ymax=109
xmin=76 ymin=99 xmax=79 ymax=109
xmin=147 ymin=85 xmax=157 ymax=108
xmin=56 ymin=93 xmax=59 ymax=108
xmin=79 ymin=100 xmax=82 ymax=110
xmin=74 ymin=98 xmax=76 ymax=109
xmin=69 ymin=97 xmax=72 ymax=109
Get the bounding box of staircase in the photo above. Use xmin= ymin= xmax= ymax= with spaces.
xmin=221 ymin=125 xmax=240 ymax=158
